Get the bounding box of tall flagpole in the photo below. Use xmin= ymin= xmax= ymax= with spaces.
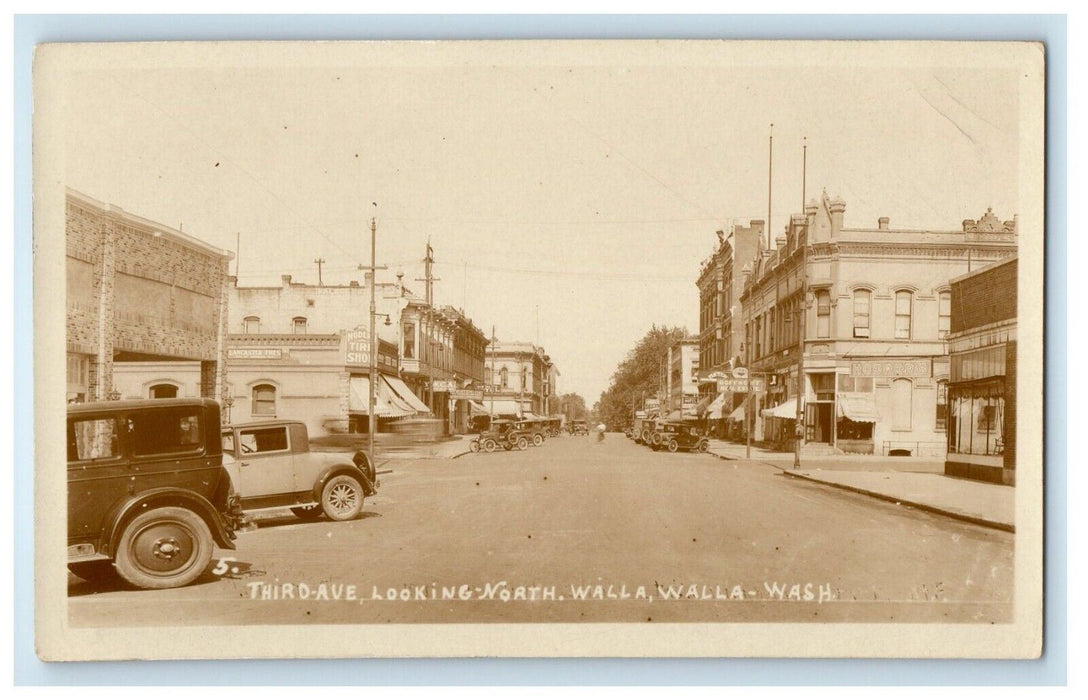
xmin=767 ymin=123 xmax=774 ymax=250
xmin=794 ymin=137 xmax=807 ymax=470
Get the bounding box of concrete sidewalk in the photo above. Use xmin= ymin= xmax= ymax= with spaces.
xmin=707 ymin=440 xmax=1014 ymax=532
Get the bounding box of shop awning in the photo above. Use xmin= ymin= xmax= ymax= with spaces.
xmin=380 ymin=376 xmax=418 ymax=415
xmin=762 ymin=397 xmax=799 ymax=419
xmin=522 ymin=412 xmax=545 ymax=421
xmin=728 ymin=404 xmax=746 ymax=422
xmin=705 ymin=392 xmax=727 ymax=419
xmin=384 ymin=376 xmax=433 ymax=414
xmin=348 ymin=376 xmax=414 ymax=417
xmin=837 ymin=392 xmax=880 ymax=423
xmin=694 ymin=394 xmax=713 ymax=417
xmin=469 ymin=401 xmax=490 ymax=415
xmin=480 ymin=399 xmax=521 ymax=417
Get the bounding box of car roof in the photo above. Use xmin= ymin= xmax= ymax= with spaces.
xmin=68 ymin=397 xmax=219 ymax=415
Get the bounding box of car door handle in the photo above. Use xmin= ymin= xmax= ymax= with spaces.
xmin=239 ymin=462 xmax=250 ymax=467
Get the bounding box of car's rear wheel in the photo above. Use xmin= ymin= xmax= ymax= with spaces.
xmin=483 ymin=439 xmax=497 ymax=453
xmin=68 ymin=560 xmax=117 ymax=582
xmin=697 ymin=439 xmax=709 ymax=453
xmin=113 ymin=507 xmax=213 ymax=590
xmin=532 ymin=434 xmax=543 ymax=447
xmin=667 ymin=439 xmax=679 ymax=453
xmin=517 ymin=436 xmax=529 ymax=450
xmin=291 ymin=505 xmax=323 ymax=521
xmin=321 ymin=475 xmax=363 ymax=521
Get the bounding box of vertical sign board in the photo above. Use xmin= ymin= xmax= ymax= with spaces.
xmin=342 ymin=328 xmax=370 ymax=368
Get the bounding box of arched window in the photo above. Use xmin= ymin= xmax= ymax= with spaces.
xmin=815 ymin=290 xmax=831 ymax=338
xmin=894 ymin=290 xmax=913 ymax=339
xmin=852 ymin=289 xmax=871 ymax=338
xmin=500 ymin=367 xmax=508 ymax=388
xmin=252 ymin=384 xmax=276 ymax=416
xmin=149 ymin=383 xmax=178 ymax=399
xmin=292 ymin=316 xmax=308 ymax=334
xmin=938 ymin=291 xmax=952 ymax=339
xmin=243 ymin=316 xmax=261 ymax=334
xmin=891 ymin=378 xmax=913 ymax=431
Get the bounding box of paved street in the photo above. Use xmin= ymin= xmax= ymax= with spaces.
xmin=68 ymin=433 xmax=1013 ymax=626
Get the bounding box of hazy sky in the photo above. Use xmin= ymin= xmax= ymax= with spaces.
xmin=57 ymin=42 xmax=1024 ymax=403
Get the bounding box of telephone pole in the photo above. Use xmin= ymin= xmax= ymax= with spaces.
xmin=416 ymin=241 xmax=441 ymax=413
xmin=314 ymin=258 xmax=325 ymax=286
xmin=361 ymin=217 xmax=387 ymax=468
xmin=794 ymin=137 xmax=808 ymax=470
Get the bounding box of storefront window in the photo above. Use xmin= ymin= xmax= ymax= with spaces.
xmin=947 ymin=383 xmax=1005 ymax=456
xmin=936 ymin=380 xmax=948 ymax=431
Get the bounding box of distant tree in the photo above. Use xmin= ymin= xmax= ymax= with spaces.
xmin=557 ymin=392 xmax=588 ymax=421
xmin=597 ymin=324 xmax=688 ymax=429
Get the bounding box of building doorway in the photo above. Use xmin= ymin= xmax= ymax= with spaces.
xmin=805 ymin=402 xmax=834 ymax=443
xmin=149 ymin=383 xmax=179 ymax=399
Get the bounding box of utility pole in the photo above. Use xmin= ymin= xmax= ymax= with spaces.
xmin=362 ymin=217 xmax=387 ymax=469
xmin=794 ymin=137 xmax=808 ymax=470
xmin=767 ymin=122 xmax=774 ymax=250
xmin=489 ymin=325 xmax=496 ymax=422
xmin=314 ymin=258 xmax=325 ymax=286
xmin=416 ymin=241 xmax=441 ymax=413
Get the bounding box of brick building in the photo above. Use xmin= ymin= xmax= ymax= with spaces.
xmin=739 ymin=194 xmax=1017 ymax=457
xmin=483 ymin=341 xmax=555 ymax=419
xmin=945 ymin=256 xmax=1017 ymax=485
xmin=66 ymin=189 xmax=232 ymax=404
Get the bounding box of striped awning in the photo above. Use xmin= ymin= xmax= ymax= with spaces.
xmin=837 ymin=392 xmax=880 ymax=423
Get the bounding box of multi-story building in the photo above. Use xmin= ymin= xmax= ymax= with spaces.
xmin=483 ymin=341 xmax=555 ymax=418
xmin=659 ymin=337 xmax=701 ymax=417
xmin=66 ymin=189 xmax=233 ymax=404
xmin=740 ymin=193 xmax=1017 ymax=457
xmin=695 ymin=221 xmax=763 ymax=432
xmin=945 ymin=256 xmax=1017 ymax=485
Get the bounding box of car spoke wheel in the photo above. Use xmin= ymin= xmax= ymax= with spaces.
xmin=517 ymin=437 xmax=529 ymax=450
xmin=532 ymin=434 xmax=543 ymax=447
xmin=114 ymin=507 xmax=213 ymax=590
xmin=291 ymin=505 xmax=323 ymax=521
xmin=321 ymin=475 xmax=363 ymax=521
xmin=470 ymin=440 xmax=480 ymax=453
xmin=483 ymin=439 xmax=497 ymax=453
xmin=698 ymin=439 xmax=709 ymax=453
xmin=667 ymin=439 xmax=679 ymax=453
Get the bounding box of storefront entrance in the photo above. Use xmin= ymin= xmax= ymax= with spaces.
xmin=805 ymin=402 xmax=834 ymax=444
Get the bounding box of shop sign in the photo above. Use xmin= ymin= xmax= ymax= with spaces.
xmin=432 ymin=379 xmax=457 ymax=392
xmin=682 ymin=395 xmax=699 ymax=406
xmin=227 ymin=347 xmax=282 ymax=360
xmin=343 ymin=328 xmax=371 ymax=366
xmin=451 ymin=389 xmax=484 ymax=400
xmin=850 ymin=359 xmax=931 ymax=379
xmin=717 ymin=377 xmax=765 ymax=393
xmin=732 ymin=367 xmax=749 ymax=379
xmin=644 ymin=398 xmax=661 ymax=409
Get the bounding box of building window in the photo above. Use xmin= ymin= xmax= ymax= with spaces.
xmin=891 ymin=378 xmax=913 ymax=431
xmin=938 ymin=291 xmax=951 ymax=339
xmin=852 ymin=289 xmax=871 ymax=338
xmin=500 ymin=367 xmax=508 ymax=388
xmin=520 ymin=367 xmax=527 ymax=391
xmin=149 ymin=383 xmax=178 ymax=399
xmin=252 ymin=384 xmax=277 ymax=416
xmin=894 ymin=290 xmax=913 ymax=340
xmin=403 ymin=323 xmax=416 ymax=359
xmin=936 ymin=380 xmax=948 ymax=431
xmin=293 ymin=317 xmax=308 ymax=334
xmin=243 ymin=316 xmax=261 ymax=334
xmin=815 ymin=290 xmax=831 ymax=338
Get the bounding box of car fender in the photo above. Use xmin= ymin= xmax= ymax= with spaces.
xmin=312 ymin=462 xmax=376 ymax=502
xmin=104 ymin=487 xmax=237 ymax=557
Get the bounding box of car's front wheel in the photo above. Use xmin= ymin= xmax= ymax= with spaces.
xmin=667 ymin=439 xmax=679 ymax=453
xmin=321 ymin=475 xmax=364 ymax=521
xmin=113 ymin=507 xmax=214 ymax=590
xmin=470 ymin=440 xmax=480 ymax=453
xmin=483 ymin=439 xmax=497 ymax=453
xmin=532 ymin=434 xmax=543 ymax=447
xmin=697 ymin=439 xmax=709 ymax=453
xmin=517 ymin=436 xmax=529 ymax=450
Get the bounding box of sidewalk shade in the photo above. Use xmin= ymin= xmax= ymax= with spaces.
xmin=348 ymin=376 xmax=413 ymax=417
xmin=727 ymin=405 xmax=746 ymax=422
xmin=705 ymin=392 xmax=727 ymax=419
xmin=384 ymin=375 xmax=433 ymax=414
xmin=480 ymin=399 xmax=521 ymax=417
xmin=837 ymin=392 xmax=880 ymax=422
xmin=468 ymin=400 xmax=489 ymax=415
xmin=762 ymin=397 xmax=797 ymax=419
xmin=380 ymin=376 xmax=419 ymax=415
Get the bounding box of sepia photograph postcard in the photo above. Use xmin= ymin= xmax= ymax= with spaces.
xmin=32 ymin=38 xmax=1045 ymax=661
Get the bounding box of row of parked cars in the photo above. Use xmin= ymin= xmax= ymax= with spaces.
xmin=67 ymin=398 xmax=377 ymax=590
xmin=625 ymin=415 xmax=710 ymax=453
xmin=467 ymin=417 xmax=574 ymax=453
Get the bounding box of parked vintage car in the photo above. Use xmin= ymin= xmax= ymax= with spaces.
xmin=569 ymin=419 xmax=589 ymax=435
xmin=655 ymin=421 xmax=709 ymax=453
xmin=544 ymin=418 xmax=563 ymax=438
xmin=470 ymin=419 xmax=530 ymax=453
xmin=516 ymin=419 xmax=548 ymax=447
xmin=221 ymin=420 xmax=377 ymax=522
xmin=67 ymin=398 xmax=241 ymax=589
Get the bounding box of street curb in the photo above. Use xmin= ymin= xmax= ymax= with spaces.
xmin=450 ymin=450 xmax=472 ymax=460
xmin=776 ymin=469 xmax=1015 ymax=533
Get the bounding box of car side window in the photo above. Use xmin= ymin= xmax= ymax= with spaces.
xmin=238 ymin=427 xmax=289 ymax=454
xmin=221 ymin=432 xmax=235 ymax=455
xmin=68 ymin=417 xmax=121 ymax=461
xmin=130 ymin=408 xmax=205 ymax=457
